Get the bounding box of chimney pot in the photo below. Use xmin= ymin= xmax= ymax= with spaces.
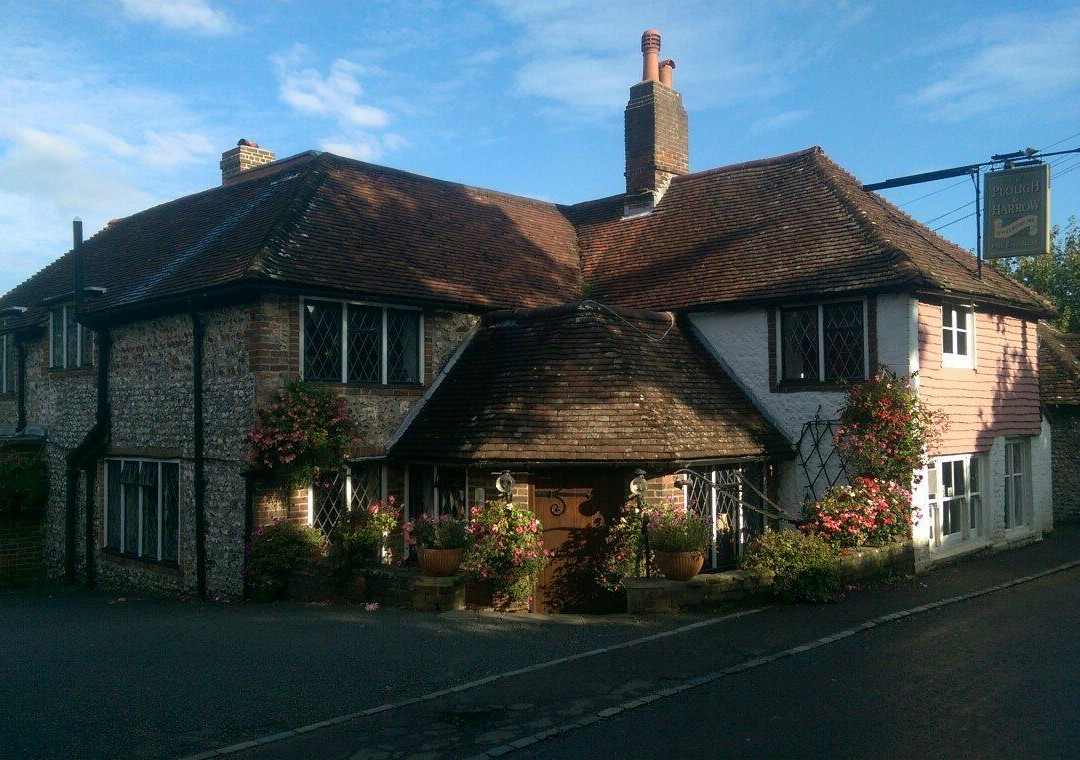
xmin=641 ymin=29 xmax=661 ymax=82
xmin=659 ymin=59 xmax=675 ymax=88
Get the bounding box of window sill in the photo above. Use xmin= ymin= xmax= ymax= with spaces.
xmin=306 ymin=380 xmax=424 ymax=396
xmin=102 ymin=549 xmax=180 ymax=573
xmin=941 ymin=356 xmax=974 ymax=370
xmin=774 ymin=380 xmax=862 ymax=393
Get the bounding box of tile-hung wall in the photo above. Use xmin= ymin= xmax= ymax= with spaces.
xmin=910 ymin=299 xmax=1050 ymax=565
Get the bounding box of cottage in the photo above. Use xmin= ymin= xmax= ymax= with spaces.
xmin=0 ymin=30 xmax=1056 ymax=606
xmin=1038 ymin=322 xmax=1080 ymax=524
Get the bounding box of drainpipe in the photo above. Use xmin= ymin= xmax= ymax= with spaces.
xmin=191 ymin=309 xmax=207 ymax=599
xmin=63 ymin=220 xmax=85 ymax=584
xmin=82 ymin=330 xmax=111 ymax=587
xmin=15 ymin=337 xmax=26 ymax=432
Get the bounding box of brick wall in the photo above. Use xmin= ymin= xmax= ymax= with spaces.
xmin=624 ymin=79 xmax=689 ymax=195
xmin=0 ymin=515 xmax=42 ymax=586
xmin=1048 ymin=406 xmax=1080 ymax=524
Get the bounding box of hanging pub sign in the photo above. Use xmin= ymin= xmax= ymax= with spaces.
xmin=983 ymin=163 xmax=1050 ymax=259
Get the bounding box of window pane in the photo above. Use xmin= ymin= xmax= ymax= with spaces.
xmin=121 ymin=461 xmax=140 ymax=553
xmin=106 ymin=461 xmax=121 ymax=550
xmin=313 ymin=468 xmax=347 ymax=535
xmin=952 ymin=461 xmax=966 ymax=497
xmin=409 ymin=465 xmax=435 ymax=519
xmin=50 ymin=308 xmax=64 ymax=368
xmin=927 ymin=466 xmax=938 ymax=500
xmin=970 ymin=495 xmax=981 ymax=534
xmin=348 ymin=462 xmax=382 ymax=511
xmin=346 ymin=305 xmax=382 ymax=384
xmin=303 ymin=300 xmax=343 ymax=381
xmin=437 ymin=467 xmax=467 ymax=518
xmin=387 ymin=310 xmax=421 ymax=384
xmin=140 ymin=462 xmax=159 ymax=560
xmin=942 ymin=328 xmax=953 ymax=355
xmin=941 ymin=461 xmax=953 ymax=494
xmin=823 ymin=302 xmax=864 ymax=380
xmin=161 ymin=463 xmax=180 ymax=563
xmin=80 ymin=326 xmax=94 ymax=367
xmin=969 ymin=457 xmax=979 ymax=494
xmin=956 ymin=329 xmax=967 ymax=356
xmin=781 ymin=307 xmax=819 ymax=381
xmin=65 ymin=307 xmax=78 ymax=369
xmin=942 ymin=307 xmax=954 ymax=329
xmin=944 ymin=499 xmax=962 ymax=535
xmin=2 ymin=335 xmax=14 ymax=394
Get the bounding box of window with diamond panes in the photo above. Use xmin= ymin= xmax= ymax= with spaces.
xmin=49 ymin=308 xmax=64 ymax=368
xmin=312 ymin=468 xmax=348 ymax=535
xmin=781 ymin=307 xmax=819 ymax=381
xmin=1 ymin=333 xmax=15 ymax=394
xmin=304 ymin=300 xmax=343 ymax=381
xmin=387 ymin=309 xmax=421 ymax=384
xmin=347 ymin=305 xmax=382 ymax=383
xmin=823 ymin=301 xmax=864 ymax=380
xmin=348 ymin=462 xmax=383 ymax=512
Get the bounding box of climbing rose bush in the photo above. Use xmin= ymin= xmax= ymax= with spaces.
xmin=245 ymin=380 xmax=358 ymax=489
xmin=834 ymin=367 xmax=946 ymax=485
xmin=597 ymin=499 xmax=650 ymax=592
xmin=802 ymin=476 xmax=916 ymax=550
xmin=461 ymin=501 xmax=550 ymax=606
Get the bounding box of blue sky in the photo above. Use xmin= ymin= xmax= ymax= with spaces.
xmin=2 ymin=0 xmax=1080 ymax=296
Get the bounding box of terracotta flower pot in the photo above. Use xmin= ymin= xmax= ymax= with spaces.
xmin=655 ymin=550 xmax=705 ymax=581
xmin=419 ymin=547 xmax=464 ymax=577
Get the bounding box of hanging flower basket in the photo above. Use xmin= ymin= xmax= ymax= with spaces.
xmin=654 ymin=550 xmax=705 ymax=581
xmin=419 ymin=547 xmax=464 ymax=577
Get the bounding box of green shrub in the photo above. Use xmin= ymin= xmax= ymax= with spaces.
xmin=0 ymin=450 xmax=47 ymax=518
xmin=740 ymin=529 xmax=840 ymax=603
xmin=245 ymin=519 xmax=326 ymax=596
xmin=461 ymin=501 xmax=549 ymax=606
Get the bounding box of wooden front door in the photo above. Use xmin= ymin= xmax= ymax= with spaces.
xmin=530 ymin=470 xmax=625 ymax=613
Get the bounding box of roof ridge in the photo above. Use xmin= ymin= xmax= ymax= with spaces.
xmin=321 ymin=152 xmax=565 ymax=211
xmin=673 ymin=146 xmax=822 ymax=183
xmin=244 ymin=155 xmax=331 ymax=279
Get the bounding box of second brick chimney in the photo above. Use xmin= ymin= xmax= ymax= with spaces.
xmin=220 ymin=138 xmax=275 ymax=185
xmin=624 ymin=30 xmax=689 ymax=199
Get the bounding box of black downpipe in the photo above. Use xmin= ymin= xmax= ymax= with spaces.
xmin=15 ymin=337 xmax=26 ymax=432
xmin=83 ymin=331 xmax=111 ymax=587
xmin=64 ymin=220 xmax=85 ymax=584
xmin=192 ymin=310 xmax=207 ymax=599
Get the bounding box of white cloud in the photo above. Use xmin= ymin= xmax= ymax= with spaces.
xmin=272 ymin=44 xmax=404 ymax=162
xmin=752 ymin=110 xmax=811 ymax=133
xmin=0 ymin=33 xmax=220 ymax=294
xmin=909 ymin=10 xmax=1080 ymax=122
xmin=118 ymin=0 xmax=234 ymax=36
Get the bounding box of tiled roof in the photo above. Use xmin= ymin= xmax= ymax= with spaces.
xmin=0 ymin=145 xmax=1052 ymax=333
xmin=0 ymin=152 xmax=582 ymax=330
xmin=388 ymin=301 xmax=790 ymax=464
xmin=571 ymin=147 xmax=1054 ymax=315
xmin=1039 ymin=322 xmax=1080 ymax=406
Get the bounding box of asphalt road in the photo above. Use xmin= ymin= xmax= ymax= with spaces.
xmin=526 ymin=563 xmax=1080 ymax=759
xmin=3 ymin=529 xmax=1079 ymax=760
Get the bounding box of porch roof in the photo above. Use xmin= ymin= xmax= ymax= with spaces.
xmin=388 ymin=301 xmax=789 ymax=464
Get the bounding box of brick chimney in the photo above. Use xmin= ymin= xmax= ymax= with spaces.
xmin=624 ymin=30 xmax=688 ymax=199
xmin=220 ymin=138 xmax=275 ymax=184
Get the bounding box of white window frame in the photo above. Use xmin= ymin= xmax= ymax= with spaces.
xmin=299 ymin=296 xmax=424 ymax=386
xmin=927 ymin=454 xmax=983 ymax=548
xmin=776 ymin=297 xmax=869 ymax=384
xmin=1004 ymin=438 xmax=1030 ymax=531
xmin=102 ymin=457 xmax=181 ymax=563
xmin=48 ymin=303 xmax=92 ymax=370
xmin=941 ymin=302 xmax=975 ymax=369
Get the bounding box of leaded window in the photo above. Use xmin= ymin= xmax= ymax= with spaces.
xmin=104 ymin=458 xmax=180 ymax=563
xmin=779 ymin=301 xmax=865 ymax=384
xmin=302 ymin=298 xmax=422 ymax=386
xmin=48 ymin=304 xmax=93 ymax=370
xmin=387 ymin=309 xmax=421 ymax=384
xmin=347 ymin=306 xmax=381 ymax=384
xmin=303 ymin=300 xmax=343 ymax=381
xmin=309 ymin=462 xmax=385 ymax=536
xmin=0 ymin=332 xmax=15 ymax=394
